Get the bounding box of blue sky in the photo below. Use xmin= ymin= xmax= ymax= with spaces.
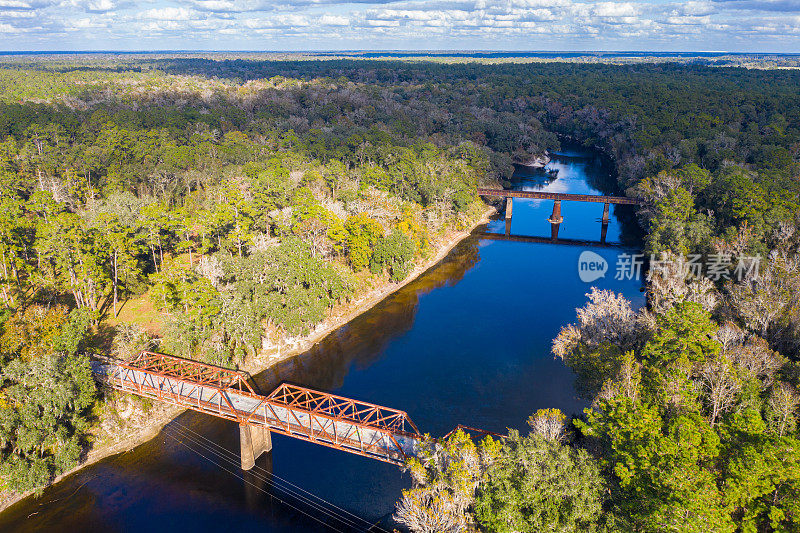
xmin=1 ymin=0 xmax=800 ymax=52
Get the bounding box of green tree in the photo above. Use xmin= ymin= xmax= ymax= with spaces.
xmin=641 ymin=301 xmax=720 ymax=403
xmin=0 ymin=305 xmax=95 ymax=495
xmin=251 ymin=163 xmax=293 ymax=213
xmin=474 ymin=430 xmax=604 ymax=533
xmin=0 ymin=196 xmax=30 ymax=306
xmin=138 ymin=201 xmax=173 ymax=272
xmin=344 ymin=213 xmax=382 ymax=271
xmin=38 ymin=212 xmax=110 ymax=312
xmin=579 ymin=397 xmax=732 ymax=532
xmin=370 ymin=230 xmax=416 ymax=282
xmin=96 ymin=213 xmax=141 ymax=318
xmin=223 ymin=239 xmax=353 ymax=336
xmin=722 ymin=431 xmax=800 ymax=531
xmin=0 ymin=352 xmax=95 ymax=494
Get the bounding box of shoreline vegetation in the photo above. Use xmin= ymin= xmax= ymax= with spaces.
xmin=0 ymin=205 xmax=497 ymax=514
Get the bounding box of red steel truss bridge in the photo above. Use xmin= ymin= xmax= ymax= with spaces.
xmin=95 ymin=352 xmax=426 ymax=467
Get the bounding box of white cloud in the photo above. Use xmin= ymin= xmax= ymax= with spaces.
xmin=593 ymin=2 xmax=638 ymax=17
xmin=0 ymin=0 xmax=36 ymax=7
xmin=681 ymin=1 xmax=715 ymax=15
xmin=142 ymin=7 xmax=194 ymax=20
xmin=319 ymin=14 xmax=349 ymax=25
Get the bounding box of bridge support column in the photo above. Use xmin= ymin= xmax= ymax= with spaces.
xmin=240 ymin=423 xmax=272 ymax=471
xmin=548 ymin=200 xmax=563 ymax=224
xmin=601 ymin=201 xmax=610 ymax=224
xmin=505 ymin=197 xmax=513 ymax=220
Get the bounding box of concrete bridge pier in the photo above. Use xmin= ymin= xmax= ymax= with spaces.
xmin=548 ymin=200 xmax=564 ymax=224
xmin=240 ymin=423 xmax=272 ymax=470
xmin=505 ymin=218 xmax=511 ymax=236
xmin=601 ymin=201 xmax=610 ymax=224
xmin=505 ymin=197 xmax=513 ymax=220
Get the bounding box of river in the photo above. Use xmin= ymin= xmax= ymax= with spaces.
xmin=0 ymin=147 xmax=645 ymax=532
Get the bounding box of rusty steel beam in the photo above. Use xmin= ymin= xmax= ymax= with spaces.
xmin=442 ymin=424 xmax=507 ymax=441
xmin=477 ymin=188 xmax=642 ymax=205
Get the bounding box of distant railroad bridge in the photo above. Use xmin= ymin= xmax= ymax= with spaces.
xmin=477 ymin=188 xmax=644 ymax=243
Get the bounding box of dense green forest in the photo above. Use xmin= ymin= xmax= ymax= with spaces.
xmin=1 ymin=56 xmax=800 ymax=531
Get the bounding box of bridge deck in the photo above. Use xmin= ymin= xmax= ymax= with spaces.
xmin=477 ymin=188 xmax=642 ymax=205
xmin=96 ymin=352 xmax=421 ymax=465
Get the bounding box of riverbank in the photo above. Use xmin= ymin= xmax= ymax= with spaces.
xmin=241 ymin=204 xmax=497 ymax=376
xmin=0 ymin=204 xmax=497 ymax=515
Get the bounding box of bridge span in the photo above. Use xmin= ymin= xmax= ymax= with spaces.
xmin=95 ymin=352 xmax=425 ymax=469
xmin=478 ymin=187 xmax=643 ymax=242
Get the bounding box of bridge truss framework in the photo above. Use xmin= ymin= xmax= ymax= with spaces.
xmin=99 ymin=352 xmax=423 ymax=466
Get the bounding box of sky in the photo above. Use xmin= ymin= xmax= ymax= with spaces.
xmin=1 ymin=0 xmax=800 ymax=52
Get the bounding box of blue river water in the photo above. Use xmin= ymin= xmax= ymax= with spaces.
xmin=0 ymin=147 xmax=645 ymax=532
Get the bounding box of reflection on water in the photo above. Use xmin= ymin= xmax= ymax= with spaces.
xmin=255 ymin=238 xmax=480 ymax=395
xmin=0 ymin=147 xmax=645 ymax=533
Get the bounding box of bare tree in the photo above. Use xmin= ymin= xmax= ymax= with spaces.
xmin=597 ymin=352 xmax=642 ymax=404
xmin=395 ymin=486 xmax=467 ymax=533
xmin=716 ymin=322 xmax=745 ymax=354
xmin=248 ymin=232 xmax=279 ymax=253
xmin=553 ymin=288 xmax=641 ymax=360
xmin=727 ymin=253 xmax=799 ymax=340
xmin=112 ymin=323 xmax=155 ymax=361
xmin=527 ymin=408 xmax=566 ymax=442
xmin=772 ymin=220 xmax=796 ymax=252
xmin=195 ymin=255 xmax=224 ymax=287
xmin=293 ymin=217 xmax=333 ymax=258
xmin=729 ymin=337 xmax=783 ymax=389
xmin=699 ymin=355 xmax=741 ymax=425
xmin=713 ymin=220 xmax=754 ymax=258
xmin=631 ymin=171 xmax=683 ymax=226
xmin=395 ymin=431 xmax=496 ymax=533
xmin=648 ymin=253 xmax=718 ymax=314
xmin=768 ymin=382 xmax=799 ymax=437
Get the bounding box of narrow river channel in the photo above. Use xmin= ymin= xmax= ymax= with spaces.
xmin=0 ymin=147 xmax=646 ymax=532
